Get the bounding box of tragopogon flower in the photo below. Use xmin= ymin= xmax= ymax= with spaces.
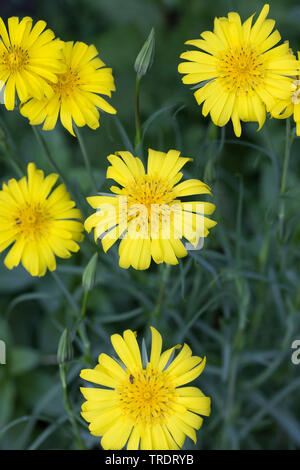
xmin=84 ymin=149 xmax=216 ymax=270
xmin=271 ymin=52 xmax=300 ymax=135
xmin=0 ymin=16 xmax=64 ymax=110
xmin=0 ymin=163 xmax=84 ymax=277
xmin=20 ymin=40 xmax=116 ymax=136
xmin=178 ymin=4 xmax=299 ymax=136
xmin=80 ymin=326 xmax=211 ymax=450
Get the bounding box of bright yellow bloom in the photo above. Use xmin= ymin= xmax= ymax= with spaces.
xmin=0 ymin=163 xmax=84 ymax=277
xmin=84 ymin=149 xmax=216 ymax=270
xmin=20 ymin=40 xmax=116 ymax=136
xmin=0 ymin=16 xmax=64 ymax=110
xmin=80 ymin=326 xmax=211 ymax=450
xmin=271 ymin=52 xmax=300 ymax=135
xmin=178 ymin=4 xmax=299 ymax=137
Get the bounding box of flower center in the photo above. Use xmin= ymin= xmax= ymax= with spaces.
xmin=2 ymin=47 xmax=29 ymax=73
xmin=117 ymin=365 xmax=176 ymax=425
xmin=217 ymin=45 xmax=265 ymax=93
xmin=52 ymin=67 xmax=81 ymax=98
xmin=14 ymin=203 xmax=53 ymax=240
xmin=124 ymin=176 xmax=175 ymax=213
xmin=292 ymin=80 xmax=300 ymax=104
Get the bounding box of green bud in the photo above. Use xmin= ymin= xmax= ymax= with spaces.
xmin=134 ymin=28 xmax=155 ymax=79
xmin=57 ymin=328 xmax=73 ymax=364
xmin=82 ymin=252 xmax=98 ymax=291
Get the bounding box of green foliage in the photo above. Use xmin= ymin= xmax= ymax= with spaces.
xmin=0 ymin=0 xmax=300 ymax=450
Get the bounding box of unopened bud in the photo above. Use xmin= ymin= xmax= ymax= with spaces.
xmin=57 ymin=328 xmax=73 ymax=364
xmin=82 ymin=253 xmax=98 ymax=291
xmin=134 ymin=28 xmax=155 ymax=79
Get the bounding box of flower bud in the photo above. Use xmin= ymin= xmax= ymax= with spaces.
xmin=134 ymin=28 xmax=155 ymax=79
xmin=57 ymin=328 xmax=73 ymax=364
xmin=82 ymin=253 xmax=98 ymax=291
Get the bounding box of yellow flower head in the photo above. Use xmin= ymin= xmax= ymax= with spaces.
xmin=0 ymin=16 xmax=64 ymax=110
xmin=84 ymin=149 xmax=216 ymax=270
xmin=271 ymin=52 xmax=300 ymax=135
xmin=178 ymin=4 xmax=299 ymax=136
xmin=80 ymin=326 xmax=211 ymax=450
xmin=20 ymin=40 xmax=116 ymax=136
xmin=0 ymin=163 xmax=84 ymax=277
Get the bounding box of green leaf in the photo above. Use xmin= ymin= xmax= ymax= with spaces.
xmin=10 ymin=347 xmax=40 ymax=376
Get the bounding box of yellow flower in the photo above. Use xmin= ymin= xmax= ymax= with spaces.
xmin=84 ymin=149 xmax=216 ymax=270
xmin=178 ymin=4 xmax=299 ymax=137
xmin=0 ymin=163 xmax=84 ymax=277
xmin=80 ymin=326 xmax=211 ymax=450
xmin=20 ymin=40 xmax=116 ymax=136
xmin=0 ymin=16 xmax=64 ymax=110
xmin=271 ymin=52 xmax=300 ymax=135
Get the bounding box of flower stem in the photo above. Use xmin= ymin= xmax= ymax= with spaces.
xmin=279 ymin=118 xmax=294 ymax=240
xmin=32 ymin=126 xmax=69 ymax=186
xmin=59 ymin=363 xmax=86 ymax=449
xmin=51 ymin=271 xmax=80 ymax=316
xmin=51 ymin=271 xmax=92 ymax=364
xmin=75 ymin=126 xmax=97 ymax=193
xmin=153 ymin=264 xmax=170 ymax=317
xmin=134 ymin=76 xmax=142 ymax=154
xmin=80 ymin=290 xmax=89 ymax=321
xmin=78 ymin=290 xmax=92 ymax=365
xmin=0 ymin=117 xmax=26 ymax=177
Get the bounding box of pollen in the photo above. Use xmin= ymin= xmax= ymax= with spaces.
xmin=117 ymin=364 xmax=176 ymax=425
xmin=292 ymin=80 xmax=300 ymax=105
xmin=123 ymin=175 xmax=176 ymax=213
xmin=2 ymin=46 xmax=29 ymax=73
xmin=217 ymin=45 xmax=265 ymax=94
xmin=14 ymin=203 xmax=53 ymax=241
xmin=52 ymin=67 xmax=81 ymax=98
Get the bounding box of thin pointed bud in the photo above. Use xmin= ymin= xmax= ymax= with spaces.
xmin=57 ymin=328 xmax=73 ymax=364
xmin=82 ymin=252 xmax=98 ymax=291
xmin=134 ymin=27 xmax=155 ymax=79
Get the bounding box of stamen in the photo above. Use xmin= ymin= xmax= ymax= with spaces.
xmin=2 ymin=47 xmax=29 ymax=73
xmin=117 ymin=365 xmax=176 ymax=425
xmin=52 ymin=67 xmax=81 ymax=98
xmin=14 ymin=203 xmax=53 ymax=240
xmin=292 ymin=80 xmax=300 ymax=104
xmin=124 ymin=176 xmax=175 ymax=213
xmin=217 ymin=45 xmax=265 ymax=93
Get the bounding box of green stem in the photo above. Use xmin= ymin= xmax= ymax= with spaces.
xmin=51 ymin=271 xmax=80 ymax=317
xmin=153 ymin=264 xmax=170 ymax=317
xmin=0 ymin=118 xmax=26 ymax=177
xmin=59 ymin=363 xmax=86 ymax=449
xmin=134 ymin=76 xmax=142 ymax=153
xmin=78 ymin=290 xmax=92 ymax=364
xmin=32 ymin=126 xmax=69 ymax=186
xmin=51 ymin=269 xmax=91 ymax=364
xmin=280 ymin=118 xmax=292 ymax=196
xmin=75 ymin=126 xmax=97 ymax=193
xmin=279 ymin=118 xmax=294 ymax=240
xmin=78 ymin=323 xmax=92 ymax=365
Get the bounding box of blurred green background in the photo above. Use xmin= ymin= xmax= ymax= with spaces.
xmin=0 ymin=0 xmax=300 ymax=450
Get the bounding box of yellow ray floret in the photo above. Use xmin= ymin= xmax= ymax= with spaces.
xmin=20 ymin=40 xmax=116 ymax=136
xmin=178 ymin=4 xmax=299 ymax=136
xmin=84 ymin=149 xmax=217 ymax=270
xmin=0 ymin=163 xmax=84 ymax=277
xmin=0 ymin=16 xmax=64 ymax=110
xmin=271 ymin=51 xmax=300 ymax=135
xmin=80 ymin=326 xmax=211 ymax=450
